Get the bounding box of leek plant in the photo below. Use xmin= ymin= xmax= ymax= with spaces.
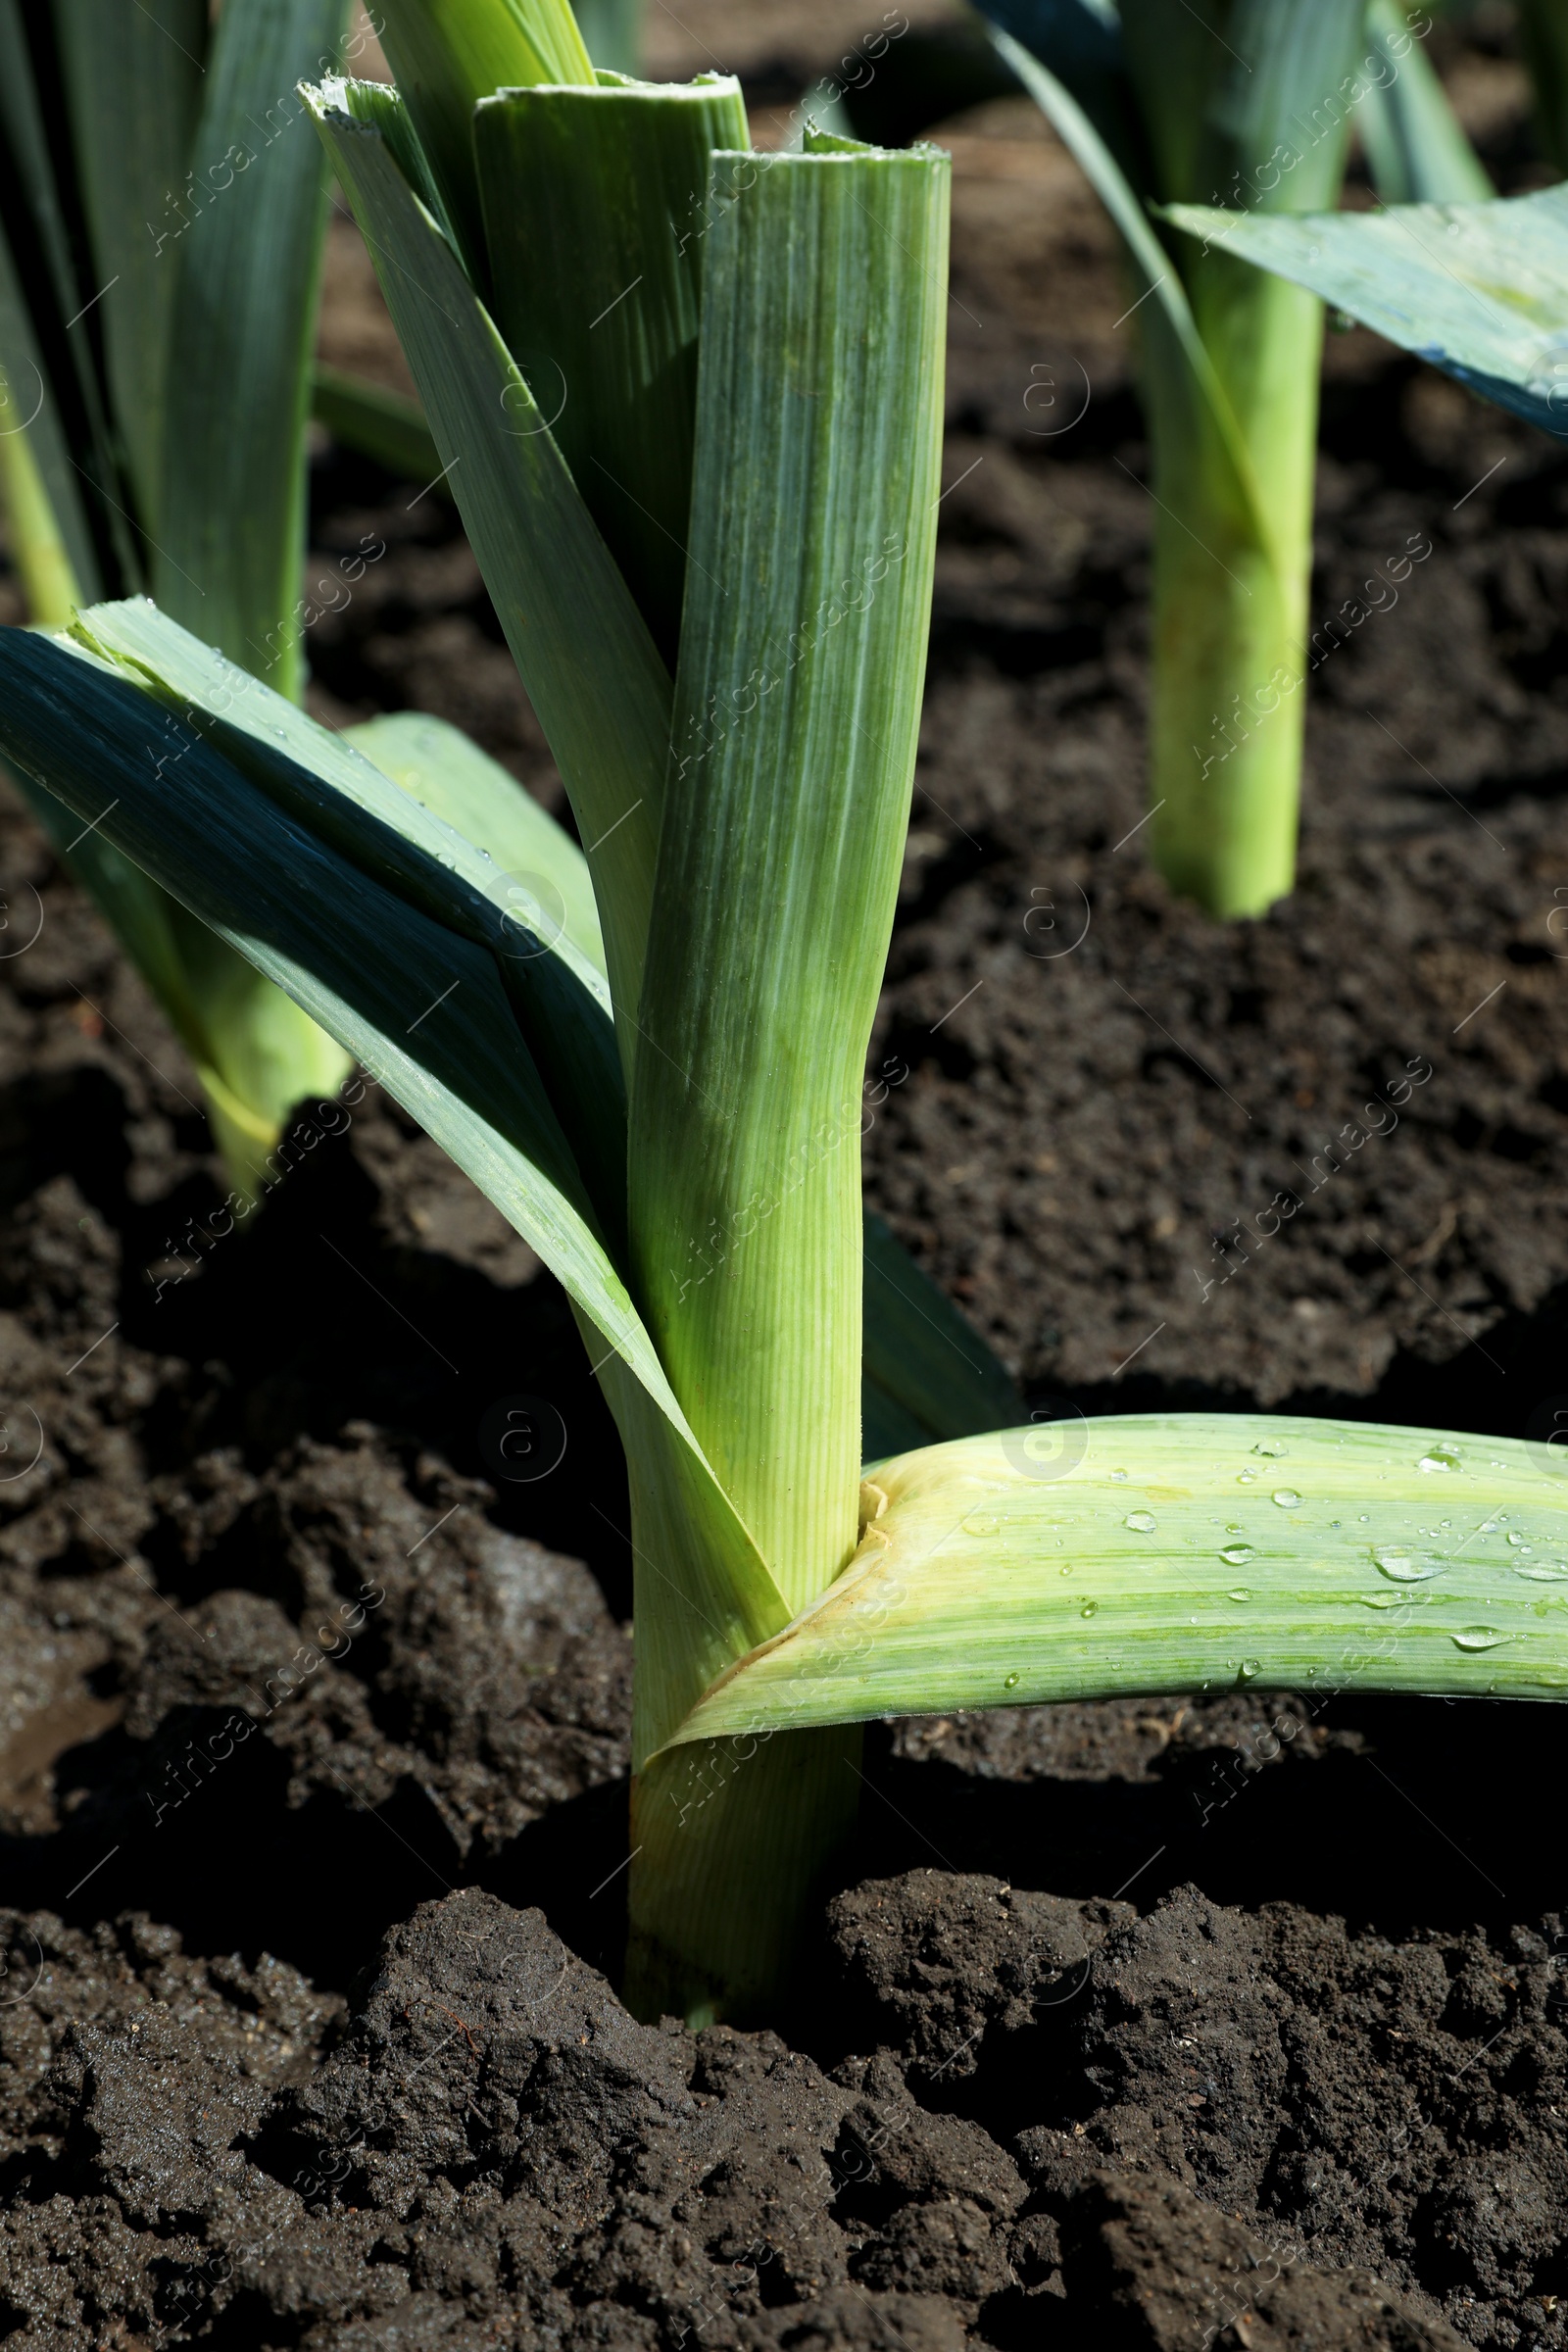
xmin=973 ymin=0 xmax=1486 ymax=918
xmin=0 ymin=0 xmax=352 ymax=1196
xmin=2 ymin=0 xmax=1567 ymax=2029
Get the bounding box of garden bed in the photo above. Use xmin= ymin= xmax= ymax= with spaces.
xmin=2 ymin=8 xmax=1567 ymax=2346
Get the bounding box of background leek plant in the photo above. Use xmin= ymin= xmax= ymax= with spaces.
xmin=2 ymin=0 xmax=1568 ymax=2031
xmin=0 ymin=0 xmax=353 ymax=1198
xmin=969 ymin=0 xmax=1489 ymax=920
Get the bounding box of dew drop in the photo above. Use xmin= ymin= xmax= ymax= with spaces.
xmin=1272 ymin=1490 xmax=1302 ymax=1510
xmin=1252 ymin=1439 xmax=1289 ymax=1458
xmin=1507 ymin=1532 xmax=1528 ymax=1547
xmin=1238 ymin=1658 xmax=1261 ymax=1681
xmin=1373 ymin=1547 xmax=1446 ymax=1583
xmin=1237 ymin=1471 xmax=1257 ymax=1485
xmin=1452 ymin=1628 xmax=1511 ymax=1651
xmin=964 ymin=1512 xmax=1001 ymax=1538
xmin=1513 ymin=1560 xmax=1568 ymax=1582
xmin=1220 ymin=1544 xmax=1255 ymax=1566
xmin=1004 ymin=1672 xmax=1020 ymax=1690
xmin=1417 ymin=1446 xmax=1461 ymax=1474
xmin=1125 ymin=1511 xmax=1156 ymax=1534
xmin=1227 ymin=1588 xmax=1252 ymax=1604
xmin=1109 ymin=1469 xmax=1129 ymax=1484
xmin=1081 ymin=1600 xmax=1099 ymax=1619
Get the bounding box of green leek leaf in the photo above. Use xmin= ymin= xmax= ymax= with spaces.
xmin=53 ymin=0 xmax=208 ymax=528
xmin=662 ymin=1415 xmax=1568 ymax=1747
xmin=0 ymin=0 xmax=135 ymax=592
xmin=156 ymin=0 xmax=349 ymax=699
xmin=1161 ymin=183 xmax=1568 ymax=438
xmin=75 ymin=598 xmax=626 ymax=1244
xmin=984 ymin=24 xmax=1267 ymax=558
xmin=307 ymin=79 xmax=670 ymax=1080
xmin=371 ymin=0 xmax=594 ymax=274
xmin=345 ymin=710 xmax=607 ymax=977
xmin=474 ymin=73 xmax=749 ymax=661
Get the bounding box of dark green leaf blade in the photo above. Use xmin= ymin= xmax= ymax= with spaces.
xmin=53 ymin=0 xmax=208 ymax=526
xmin=76 ymin=597 xmax=627 ymax=1240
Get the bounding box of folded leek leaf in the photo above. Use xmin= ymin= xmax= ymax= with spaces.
xmin=662 ymin=1415 xmax=1568 ymax=1748
xmin=371 ymin=0 xmax=595 ymax=274
xmin=1162 ymin=183 xmax=1568 ymax=438
xmin=474 ymin=74 xmax=749 ymax=658
xmin=345 ymin=710 xmax=607 ymax=977
xmin=308 ymin=80 xmax=669 ymax=1073
xmin=75 ymin=597 xmax=627 ymax=1249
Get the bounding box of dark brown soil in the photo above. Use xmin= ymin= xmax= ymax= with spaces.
xmin=3 ymin=5 xmax=1568 ymax=2346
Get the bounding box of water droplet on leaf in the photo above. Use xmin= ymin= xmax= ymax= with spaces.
xmin=1452 ymin=1628 xmax=1511 ymax=1651
xmin=1125 ymin=1511 xmax=1156 ymax=1534
xmin=1252 ymin=1439 xmax=1288 ymax=1458
xmin=1004 ymin=1672 xmax=1020 ymax=1690
xmin=1373 ymin=1548 xmax=1446 ymax=1583
xmin=1273 ymin=1490 xmax=1302 ymax=1509
xmin=1220 ymin=1544 xmax=1255 ymax=1566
